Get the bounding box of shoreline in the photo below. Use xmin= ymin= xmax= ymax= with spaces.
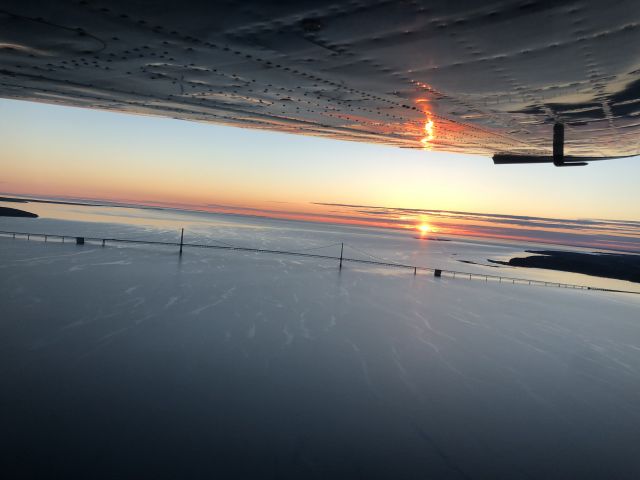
xmin=0 ymin=206 xmax=38 ymax=218
xmin=490 ymin=250 xmax=640 ymax=284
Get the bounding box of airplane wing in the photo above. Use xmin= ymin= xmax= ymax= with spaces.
xmin=1 ymin=0 xmax=639 ymax=162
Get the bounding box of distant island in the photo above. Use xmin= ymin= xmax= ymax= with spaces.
xmin=0 ymin=207 xmax=38 ymax=218
xmin=0 ymin=196 xmax=28 ymax=203
xmin=458 ymin=259 xmax=500 ymax=268
xmin=413 ymin=237 xmax=450 ymax=241
xmin=490 ymin=250 xmax=640 ymax=284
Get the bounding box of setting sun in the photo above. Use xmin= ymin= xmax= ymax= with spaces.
xmin=417 ymin=224 xmax=431 ymax=234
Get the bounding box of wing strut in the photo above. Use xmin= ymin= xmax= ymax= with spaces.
xmin=493 ymin=123 xmax=601 ymax=167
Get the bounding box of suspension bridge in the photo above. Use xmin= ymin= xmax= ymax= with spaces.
xmin=1 ymin=229 xmax=637 ymax=295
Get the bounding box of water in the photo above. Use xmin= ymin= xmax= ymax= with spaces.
xmin=2 ymin=199 xmax=638 ymax=292
xmin=1 ymin=201 xmax=640 ymax=479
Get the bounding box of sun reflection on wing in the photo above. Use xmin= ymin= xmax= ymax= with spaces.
xmin=420 ymin=118 xmax=435 ymax=149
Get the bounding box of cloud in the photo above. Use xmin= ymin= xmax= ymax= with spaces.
xmin=311 ymin=202 xmax=640 ymax=253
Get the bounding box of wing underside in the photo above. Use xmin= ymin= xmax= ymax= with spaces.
xmin=1 ymin=0 xmax=639 ymax=160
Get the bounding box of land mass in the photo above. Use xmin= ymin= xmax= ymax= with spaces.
xmin=0 ymin=196 xmax=28 ymax=203
xmin=489 ymin=250 xmax=640 ymax=284
xmin=413 ymin=237 xmax=450 ymax=241
xmin=0 ymin=207 xmax=38 ymax=218
xmin=459 ymin=259 xmax=500 ymax=268
xmin=0 ymin=195 xmax=104 ymax=207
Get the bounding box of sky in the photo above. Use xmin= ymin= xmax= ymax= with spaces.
xmin=2 ymin=98 xmax=640 ymax=226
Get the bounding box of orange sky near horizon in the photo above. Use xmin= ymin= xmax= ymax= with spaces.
xmin=4 ymin=192 xmax=640 ymax=253
xmin=2 ymin=98 xmax=640 ymax=227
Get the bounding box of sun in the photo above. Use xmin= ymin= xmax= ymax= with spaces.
xmin=417 ymin=224 xmax=431 ymax=234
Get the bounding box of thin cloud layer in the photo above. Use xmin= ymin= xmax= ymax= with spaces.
xmin=312 ymin=203 xmax=640 ymax=252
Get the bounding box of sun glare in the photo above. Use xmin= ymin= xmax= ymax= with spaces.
xmin=420 ymin=118 xmax=435 ymax=149
xmin=418 ymin=224 xmax=431 ymax=234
